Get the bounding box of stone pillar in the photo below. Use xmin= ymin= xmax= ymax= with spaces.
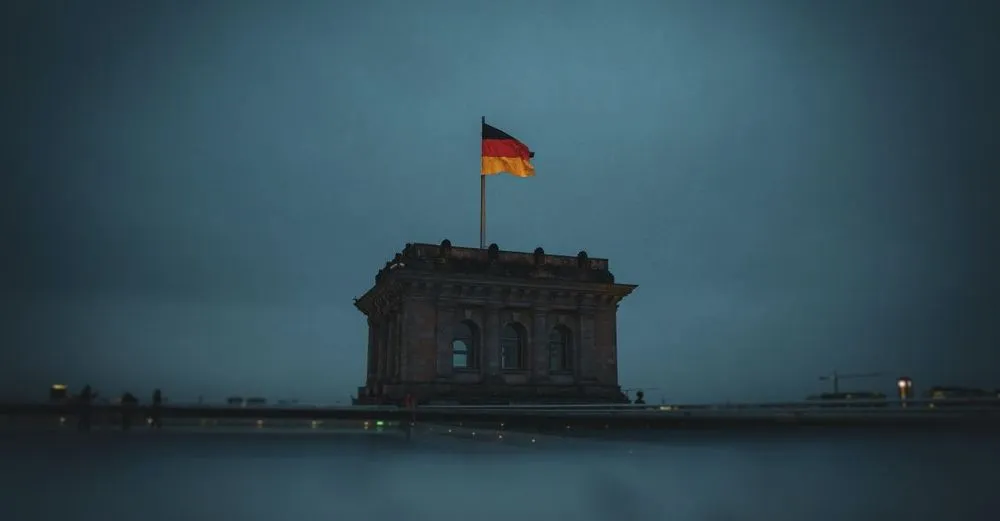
xmin=577 ymin=305 xmax=597 ymax=381
xmin=385 ymin=314 xmax=396 ymax=382
xmin=531 ymin=308 xmax=549 ymax=379
xmin=366 ymin=318 xmax=377 ymax=382
xmin=399 ymin=305 xmax=410 ymax=382
xmin=376 ymin=318 xmax=387 ymax=381
xmin=483 ymin=304 xmax=501 ymax=376
xmin=607 ymin=306 xmax=620 ymax=384
xmin=436 ymin=306 xmax=454 ymax=377
xmin=396 ymin=311 xmax=405 ymax=379
xmin=590 ymin=304 xmax=620 ymax=386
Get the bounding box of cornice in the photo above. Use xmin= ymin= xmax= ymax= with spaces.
xmin=355 ymin=272 xmax=635 ymax=316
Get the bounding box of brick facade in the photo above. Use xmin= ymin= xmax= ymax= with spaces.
xmin=353 ymin=241 xmax=637 ymax=405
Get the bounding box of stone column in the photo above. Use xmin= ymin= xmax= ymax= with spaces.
xmin=483 ymin=303 xmax=501 ymax=377
xmin=603 ymin=305 xmax=620 ymax=385
xmin=531 ymin=308 xmax=549 ymax=379
xmin=375 ymin=318 xmax=387 ymax=381
xmin=435 ymin=306 xmax=454 ymax=378
xmin=366 ymin=318 xmax=377 ymax=382
xmin=396 ymin=311 xmax=405 ymax=379
xmin=399 ymin=304 xmax=410 ymax=382
xmin=577 ymin=304 xmax=597 ymax=381
xmin=385 ymin=314 xmax=396 ymax=382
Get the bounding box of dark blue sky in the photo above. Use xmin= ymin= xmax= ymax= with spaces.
xmin=2 ymin=0 xmax=997 ymax=403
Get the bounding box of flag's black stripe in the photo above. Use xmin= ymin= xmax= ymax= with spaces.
xmin=483 ymin=123 xmax=534 ymax=158
xmin=482 ymin=123 xmax=520 ymax=141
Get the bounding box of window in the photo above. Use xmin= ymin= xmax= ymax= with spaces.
xmin=500 ymin=323 xmax=526 ymax=370
xmin=549 ymin=326 xmax=572 ymax=372
xmin=452 ymin=321 xmax=478 ymax=370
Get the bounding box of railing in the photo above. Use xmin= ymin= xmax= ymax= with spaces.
xmin=415 ymin=397 xmax=1000 ymax=412
xmin=2 ymin=398 xmax=1000 ymax=434
xmin=4 ymin=397 xmax=1000 ymax=415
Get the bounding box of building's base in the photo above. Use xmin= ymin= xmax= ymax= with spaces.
xmin=355 ymin=382 xmax=629 ymax=406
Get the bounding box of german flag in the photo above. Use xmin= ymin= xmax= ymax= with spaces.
xmin=482 ymin=122 xmax=535 ymax=178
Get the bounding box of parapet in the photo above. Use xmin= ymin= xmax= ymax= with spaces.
xmin=373 ymin=240 xmax=617 ymax=284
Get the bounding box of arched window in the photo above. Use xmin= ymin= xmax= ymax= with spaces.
xmin=452 ymin=321 xmax=478 ymax=370
xmin=549 ymin=326 xmax=572 ymax=372
xmin=500 ymin=323 xmax=526 ymax=370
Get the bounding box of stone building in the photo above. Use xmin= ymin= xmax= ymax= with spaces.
xmin=353 ymin=240 xmax=637 ymax=405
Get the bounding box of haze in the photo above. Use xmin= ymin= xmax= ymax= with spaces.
xmin=2 ymin=0 xmax=998 ymax=403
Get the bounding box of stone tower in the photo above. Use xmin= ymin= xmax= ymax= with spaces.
xmin=353 ymin=240 xmax=637 ymax=405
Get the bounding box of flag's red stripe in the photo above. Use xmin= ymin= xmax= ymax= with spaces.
xmin=482 ymin=138 xmax=532 ymax=161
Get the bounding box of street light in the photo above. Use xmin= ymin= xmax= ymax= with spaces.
xmin=49 ymin=384 xmax=68 ymax=402
xmin=897 ymin=376 xmax=913 ymax=405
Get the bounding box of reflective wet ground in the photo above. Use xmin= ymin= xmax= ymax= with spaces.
xmin=0 ymin=425 xmax=996 ymax=521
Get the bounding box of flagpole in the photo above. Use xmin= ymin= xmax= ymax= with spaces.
xmin=480 ymin=116 xmax=486 ymax=249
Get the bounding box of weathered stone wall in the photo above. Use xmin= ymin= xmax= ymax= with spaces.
xmin=401 ymin=298 xmax=438 ymax=382
xmin=396 ymin=300 xmax=594 ymax=387
xmin=593 ymin=306 xmax=619 ymax=385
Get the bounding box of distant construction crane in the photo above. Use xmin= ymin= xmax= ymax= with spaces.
xmin=819 ymin=371 xmax=884 ymax=394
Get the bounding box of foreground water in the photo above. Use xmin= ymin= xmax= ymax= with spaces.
xmin=0 ymin=426 xmax=996 ymax=521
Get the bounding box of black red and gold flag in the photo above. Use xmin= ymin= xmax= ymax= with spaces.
xmin=481 ymin=122 xmax=535 ymax=178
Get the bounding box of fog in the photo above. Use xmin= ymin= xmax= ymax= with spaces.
xmin=4 ymin=429 xmax=997 ymax=520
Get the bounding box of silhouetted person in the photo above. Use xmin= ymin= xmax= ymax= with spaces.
xmin=120 ymin=392 xmax=138 ymax=431
xmin=77 ymin=385 xmax=95 ymax=432
xmin=634 ymin=390 xmax=646 ymax=405
xmin=150 ymin=389 xmax=163 ymax=429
